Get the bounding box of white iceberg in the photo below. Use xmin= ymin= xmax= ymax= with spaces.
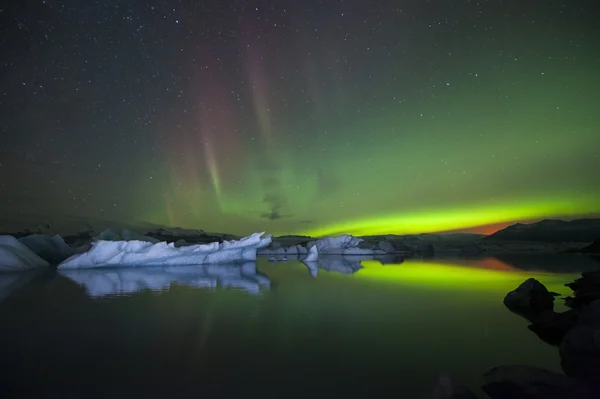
xmin=0 ymin=235 xmax=50 ymax=272
xmin=58 ymin=232 xmax=272 ymax=269
xmin=19 ymin=234 xmax=74 ymax=263
xmin=60 ymin=263 xmax=270 ymax=297
xmin=307 ymin=234 xmax=375 ymax=255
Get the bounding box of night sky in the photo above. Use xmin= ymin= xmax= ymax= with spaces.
xmin=1 ymin=0 xmax=599 ymax=236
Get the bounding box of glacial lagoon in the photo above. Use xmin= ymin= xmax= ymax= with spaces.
xmin=0 ymin=254 xmax=598 ymax=398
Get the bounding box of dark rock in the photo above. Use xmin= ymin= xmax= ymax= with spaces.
xmin=481 ymin=365 xmax=574 ymax=399
xmin=559 ymin=325 xmax=600 ymax=380
xmin=565 ymin=271 xmax=600 ymax=292
xmin=578 ymin=240 xmax=600 ymax=254
xmin=377 ymin=240 xmax=396 ymax=253
xmin=578 ymin=300 xmax=600 ymax=327
xmin=504 ymin=278 xmax=555 ymax=317
xmin=527 ymin=309 xmax=578 ymax=346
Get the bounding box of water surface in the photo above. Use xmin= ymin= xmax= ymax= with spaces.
xmin=0 ymin=254 xmax=597 ymax=398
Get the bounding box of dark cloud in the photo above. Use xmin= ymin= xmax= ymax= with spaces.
xmin=260 ymin=193 xmax=292 ymax=220
xmin=260 ymin=209 xmax=283 ymax=220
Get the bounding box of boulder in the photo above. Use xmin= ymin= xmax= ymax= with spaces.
xmin=564 ymin=271 xmax=600 ymax=309
xmin=578 ymin=300 xmax=600 ymax=327
xmin=527 ymin=310 xmax=578 ymax=346
xmin=504 ymin=278 xmax=555 ymax=317
xmin=559 ymin=324 xmax=600 ymax=380
xmin=377 ymin=240 xmax=396 ymax=253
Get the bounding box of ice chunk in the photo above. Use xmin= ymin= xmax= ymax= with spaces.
xmin=60 ymin=263 xmax=270 ymax=297
xmin=307 ymin=234 xmax=373 ymax=255
xmin=0 ymin=235 xmax=50 ymax=272
xmin=19 ymin=234 xmax=74 ymax=263
xmin=301 ymin=245 xmax=319 ymax=262
xmin=58 ymin=232 xmax=272 ymax=269
xmin=97 ymin=228 xmax=121 ymax=241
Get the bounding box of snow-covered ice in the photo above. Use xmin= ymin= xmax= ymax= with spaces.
xmin=60 ymin=263 xmax=270 ymax=297
xmin=58 ymin=232 xmax=272 ymax=269
xmin=19 ymin=234 xmax=74 ymax=263
xmin=0 ymin=235 xmax=50 ymax=272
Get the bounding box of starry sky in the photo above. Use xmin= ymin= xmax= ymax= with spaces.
xmin=1 ymin=0 xmax=599 ymax=236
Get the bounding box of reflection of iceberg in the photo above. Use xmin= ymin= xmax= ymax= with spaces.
xmin=298 ymin=254 xmax=372 ymax=275
xmin=317 ymin=255 xmax=365 ymax=274
xmin=0 ymin=269 xmax=46 ymax=302
xmin=60 ymin=263 xmax=270 ymax=297
xmin=301 ymin=245 xmax=319 ymax=262
xmin=59 ymin=232 xmax=272 ymax=269
xmin=303 ymin=261 xmax=319 ymax=277
xmin=296 ymin=254 xmax=407 ymax=276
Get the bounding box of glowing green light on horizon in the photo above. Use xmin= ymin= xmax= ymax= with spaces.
xmin=300 ymin=195 xmax=600 ymax=237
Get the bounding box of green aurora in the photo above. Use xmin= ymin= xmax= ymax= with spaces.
xmin=2 ymin=1 xmax=599 ymax=235
xmin=149 ymin=53 xmax=600 ymax=236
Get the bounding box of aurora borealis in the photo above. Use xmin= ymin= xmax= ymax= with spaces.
xmin=1 ymin=1 xmax=599 ymax=236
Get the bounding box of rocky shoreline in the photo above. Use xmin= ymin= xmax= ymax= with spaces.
xmin=441 ymin=271 xmax=600 ymax=398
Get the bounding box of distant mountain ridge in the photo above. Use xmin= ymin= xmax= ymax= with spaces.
xmin=485 ymin=218 xmax=600 ymax=243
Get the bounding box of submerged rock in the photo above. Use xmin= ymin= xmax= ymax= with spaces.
xmin=481 ymin=365 xmax=576 ymax=399
xmin=503 ymin=278 xmax=556 ymax=317
xmin=428 ymin=374 xmax=478 ymax=399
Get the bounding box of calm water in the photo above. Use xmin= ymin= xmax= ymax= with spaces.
xmin=0 ymin=254 xmax=598 ymax=398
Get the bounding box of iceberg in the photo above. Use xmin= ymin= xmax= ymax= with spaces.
xmin=60 ymin=263 xmax=270 ymax=297
xmin=307 ymin=234 xmax=376 ymax=255
xmin=259 ymin=244 xmax=308 ymax=256
xmin=19 ymin=234 xmax=74 ymax=263
xmin=58 ymin=232 xmax=272 ymax=269
xmin=0 ymin=235 xmax=50 ymax=272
